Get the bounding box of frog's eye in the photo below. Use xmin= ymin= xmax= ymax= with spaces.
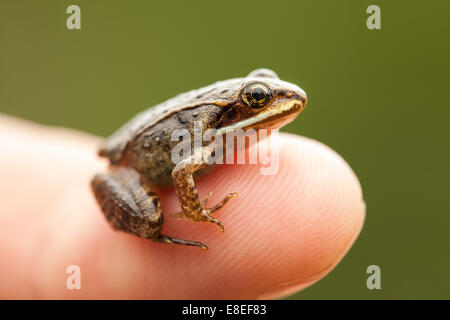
xmin=241 ymin=83 xmax=273 ymax=109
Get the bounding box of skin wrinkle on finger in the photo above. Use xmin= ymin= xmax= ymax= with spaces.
xmin=0 ymin=115 xmax=365 ymax=299
xmin=259 ymin=215 xmax=364 ymax=298
xmin=261 ymin=196 xmax=366 ymax=300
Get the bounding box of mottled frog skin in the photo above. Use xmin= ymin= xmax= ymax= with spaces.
xmin=91 ymin=69 xmax=307 ymax=249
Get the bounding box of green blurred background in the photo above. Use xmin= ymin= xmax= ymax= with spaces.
xmin=1 ymin=0 xmax=449 ymax=299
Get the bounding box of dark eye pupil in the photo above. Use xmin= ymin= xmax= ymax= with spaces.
xmin=252 ymin=88 xmax=266 ymax=101
xmin=242 ymin=83 xmax=272 ymax=108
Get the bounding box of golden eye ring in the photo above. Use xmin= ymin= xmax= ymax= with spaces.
xmin=241 ymin=83 xmax=273 ymax=108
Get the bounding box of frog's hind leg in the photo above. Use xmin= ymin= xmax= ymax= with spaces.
xmin=91 ymin=166 xmax=207 ymax=250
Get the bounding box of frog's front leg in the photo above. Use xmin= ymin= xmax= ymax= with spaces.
xmin=172 ymin=143 xmax=237 ymax=231
xmin=91 ymin=166 xmax=207 ymax=249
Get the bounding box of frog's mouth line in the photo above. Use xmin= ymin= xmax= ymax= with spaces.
xmin=217 ymin=99 xmax=304 ymax=134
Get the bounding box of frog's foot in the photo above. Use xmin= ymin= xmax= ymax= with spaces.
xmin=173 ymin=192 xmax=237 ymax=232
xmin=172 ymin=208 xmax=224 ymax=231
xmin=156 ymin=234 xmax=208 ymax=250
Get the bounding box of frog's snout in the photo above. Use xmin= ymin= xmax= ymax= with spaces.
xmin=285 ymin=90 xmax=307 ymax=111
xmin=299 ymin=93 xmax=307 ymax=110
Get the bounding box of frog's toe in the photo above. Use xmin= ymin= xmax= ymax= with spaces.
xmin=200 ymin=211 xmax=225 ymax=232
xmin=212 ymin=217 xmax=225 ymax=233
xmin=207 ymin=192 xmax=237 ymax=214
xmin=156 ymin=234 xmax=208 ymax=250
xmin=201 ymin=192 xmax=213 ymax=207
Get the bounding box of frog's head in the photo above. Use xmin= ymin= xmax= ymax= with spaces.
xmin=217 ymin=68 xmax=307 ymax=132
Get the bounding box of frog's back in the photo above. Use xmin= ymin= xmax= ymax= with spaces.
xmin=98 ymin=77 xmax=244 ymax=164
xmin=98 ymin=104 xmax=168 ymax=164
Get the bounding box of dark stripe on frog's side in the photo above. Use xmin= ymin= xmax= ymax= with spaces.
xmin=99 ymin=100 xmax=236 ymax=165
xmin=133 ymin=101 xmax=234 ymax=138
xmin=124 ymin=103 xmax=232 ymax=188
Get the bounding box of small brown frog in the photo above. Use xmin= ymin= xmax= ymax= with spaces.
xmin=91 ymin=69 xmax=307 ymax=249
